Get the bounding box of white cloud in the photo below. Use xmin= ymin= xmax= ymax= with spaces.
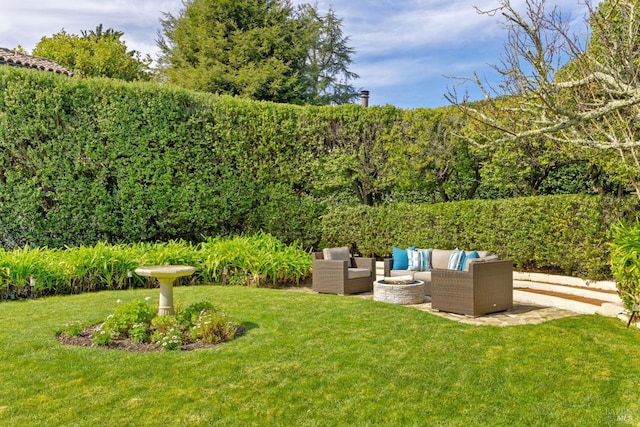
xmin=305 ymin=1 xmax=505 ymax=56
xmin=1 ymin=0 xmax=183 ymax=54
xmin=331 ymin=0 xmax=591 ymax=57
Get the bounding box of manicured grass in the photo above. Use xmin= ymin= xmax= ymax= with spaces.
xmin=1 ymin=285 xmax=639 ymax=426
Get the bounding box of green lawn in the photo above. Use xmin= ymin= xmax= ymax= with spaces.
xmin=1 ymin=285 xmax=638 ymax=426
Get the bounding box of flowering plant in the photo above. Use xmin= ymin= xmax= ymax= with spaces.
xmin=91 ymin=326 xmax=112 ymax=346
xmin=88 ymin=299 xmax=240 ymax=350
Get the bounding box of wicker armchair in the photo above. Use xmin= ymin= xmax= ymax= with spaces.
xmin=430 ymin=260 xmax=513 ymax=316
xmin=312 ymin=248 xmax=375 ymax=295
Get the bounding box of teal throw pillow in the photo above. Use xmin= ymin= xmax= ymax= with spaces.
xmin=456 ymin=250 xmax=467 ymax=271
xmin=463 ymin=250 xmax=479 ymax=270
xmin=392 ymin=246 xmax=409 ymax=270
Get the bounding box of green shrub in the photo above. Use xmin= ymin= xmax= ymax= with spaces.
xmin=87 ymin=299 xmax=240 ymax=351
xmin=2 ymin=67 xmax=630 ymax=261
xmin=103 ymin=300 xmax=154 ymax=338
xmin=321 ymin=195 xmax=638 ymax=279
xmin=156 ymin=329 xmax=182 ymax=351
xmin=176 ymin=301 xmax=216 ymax=328
xmin=129 ymin=322 xmax=150 ymax=344
xmin=0 ymin=68 xmax=328 ymax=248
xmin=190 ymin=311 xmax=237 ymax=344
xmin=150 ymin=314 xmax=180 ymax=335
xmin=59 ymin=321 xmax=84 ymax=337
xmin=150 ymin=319 xmax=183 ymax=351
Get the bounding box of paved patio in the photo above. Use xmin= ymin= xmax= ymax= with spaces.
xmin=287 ymin=287 xmax=579 ymax=326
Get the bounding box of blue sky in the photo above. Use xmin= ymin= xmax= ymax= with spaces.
xmin=0 ymin=0 xmax=594 ymax=109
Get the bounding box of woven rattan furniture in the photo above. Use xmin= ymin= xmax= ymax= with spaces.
xmin=312 ymin=250 xmax=375 ymax=295
xmin=430 ymin=260 xmax=513 ymax=316
xmin=384 ymin=249 xmax=496 ymax=297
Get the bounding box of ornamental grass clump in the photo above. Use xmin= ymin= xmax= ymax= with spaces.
xmin=199 ymin=232 xmax=311 ymax=286
xmin=0 ymin=246 xmax=71 ymax=299
xmin=1 ymin=233 xmax=310 ymax=300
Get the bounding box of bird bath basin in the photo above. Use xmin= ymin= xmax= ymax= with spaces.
xmin=134 ymin=265 xmax=196 ymax=316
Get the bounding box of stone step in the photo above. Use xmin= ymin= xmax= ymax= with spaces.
xmin=512 ymin=275 xmax=626 ymax=318
xmin=512 ymin=272 xmax=624 ymax=318
xmin=513 ymin=288 xmax=625 ymax=317
xmin=513 ymin=279 xmax=621 ymax=304
xmin=513 ymin=271 xmax=617 ymax=292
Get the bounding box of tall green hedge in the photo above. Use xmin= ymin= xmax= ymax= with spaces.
xmin=0 ymin=67 xmax=414 ymax=249
xmin=0 ymin=67 xmax=328 ymax=247
xmin=2 ymin=66 xmax=637 ymax=284
xmin=320 ymin=195 xmax=638 ymax=279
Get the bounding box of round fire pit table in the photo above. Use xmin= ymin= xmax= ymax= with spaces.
xmin=135 ymin=265 xmax=196 ymax=316
xmin=374 ymin=279 xmax=425 ymax=305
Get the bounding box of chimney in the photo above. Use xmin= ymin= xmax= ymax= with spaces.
xmin=360 ymin=90 xmax=369 ymax=107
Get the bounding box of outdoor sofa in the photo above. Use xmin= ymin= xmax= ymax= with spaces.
xmin=384 ymin=248 xmax=513 ymax=316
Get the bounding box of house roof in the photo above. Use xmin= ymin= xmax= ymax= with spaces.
xmin=0 ymin=47 xmax=74 ymax=76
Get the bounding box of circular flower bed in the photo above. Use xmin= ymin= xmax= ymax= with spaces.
xmin=57 ymin=299 xmax=245 ymax=352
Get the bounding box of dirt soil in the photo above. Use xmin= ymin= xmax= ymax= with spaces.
xmin=57 ymin=324 xmax=245 ymax=353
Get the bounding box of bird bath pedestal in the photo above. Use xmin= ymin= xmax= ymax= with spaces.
xmin=135 ymin=265 xmax=196 ymax=316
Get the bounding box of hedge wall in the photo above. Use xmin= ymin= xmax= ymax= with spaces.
xmin=320 ymin=194 xmax=639 ymax=279
xmin=2 ymin=67 xmax=638 ymax=282
xmin=0 ymin=67 xmax=328 ymax=248
xmin=0 ymin=67 xmax=413 ymax=249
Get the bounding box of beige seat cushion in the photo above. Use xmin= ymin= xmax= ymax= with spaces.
xmin=348 ymin=268 xmax=371 ymax=279
xmin=413 ymin=271 xmax=432 ymax=283
xmin=389 ymin=270 xmax=431 ymax=283
xmin=431 ymin=249 xmax=454 ymax=270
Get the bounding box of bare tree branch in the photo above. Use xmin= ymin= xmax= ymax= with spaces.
xmin=449 ymin=0 xmax=640 ymax=196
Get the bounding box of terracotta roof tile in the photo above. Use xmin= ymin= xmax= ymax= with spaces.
xmin=0 ymin=47 xmax=74 ymax=76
